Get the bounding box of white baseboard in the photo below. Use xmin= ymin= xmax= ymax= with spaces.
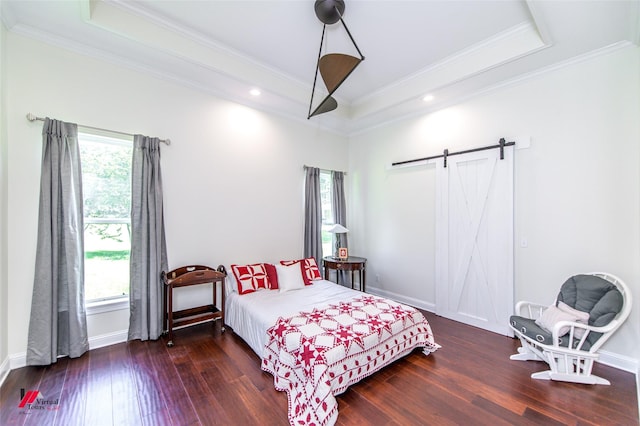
xmin=366 ymin=285 xmax=436 ymax=312
xmin=367 ymin=285 xmax=639 ymax=387
xmin=0 ymin=356 xmax=10 ymax=387
xmin=88 ymin=329 xmax=128 ymax=351
xmin=5 ymin=329 xmax=129 ymax=374
xmin=9 ymin=352 xmax=26 ymax=370
xmin=598 ymin=349 xmax=639 ymax=374
xmin=598 ymin=349 xmax=640 ymax=418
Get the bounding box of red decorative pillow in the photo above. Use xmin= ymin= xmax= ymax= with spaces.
xmin=279 ymin=257 xmax=321 ymax=285
xmin=302 ymin=257 xmax=322 ymax=282
xmin=264 ymin=263 xmax=279 ymax=290
xmin=231 ymin=263 xmax=271 ymax=295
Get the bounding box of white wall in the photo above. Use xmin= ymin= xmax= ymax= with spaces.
xmin=348 ymin=45 xmax=640 ymax=362
xmin=4 ymin=26 xmax=639 ymax=373
xmin=0 ymin=15 xmax=9 ymax=376
xmin=5 ymin=33 xmax=347 ymax=359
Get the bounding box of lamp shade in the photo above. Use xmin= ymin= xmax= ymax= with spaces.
xmin=327 ymin=223 xmax=349 ymax=233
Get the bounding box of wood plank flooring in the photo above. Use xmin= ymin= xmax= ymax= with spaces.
xmin=1 ymin=311 xmax=637 ymax=425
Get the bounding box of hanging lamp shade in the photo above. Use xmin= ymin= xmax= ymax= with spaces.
xmin=308 ymin=0 xmax=364 ymax=119
xmin=311 ymin=96 xmax=339 ymax=117
xmin=319 ymin=53 xmax=362 ymax=93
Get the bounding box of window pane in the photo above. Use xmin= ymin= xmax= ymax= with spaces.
xmin=80 ymin=136 xmax=132 ymax=219
xmin=79 ymin=133 xmax=132 ymax=302
xmin=319 ymin=171 xmax=333 ymax=258
xmin=84 ymin=223 xmax=130 ymax=301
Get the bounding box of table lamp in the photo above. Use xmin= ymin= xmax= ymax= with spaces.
xmin=327 ymin=223 xmax=349 ymax=259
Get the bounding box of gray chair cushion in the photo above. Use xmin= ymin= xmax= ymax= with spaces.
xmin=511 ymin=275 xmax=623 ymax=350
xmin=556 ymin=274 xmax=623 ymax=346
xmin=509 ymin=315 xmax=592 ymax=351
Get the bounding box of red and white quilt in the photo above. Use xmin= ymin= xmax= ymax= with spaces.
xmin=261 ymin=295 xmax=439 ymax=426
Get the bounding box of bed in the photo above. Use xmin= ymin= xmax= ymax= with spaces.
xmin=225 ymin=270 xmax=439 ymax=426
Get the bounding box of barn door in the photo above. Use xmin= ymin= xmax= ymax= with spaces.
xmin=435 ymin=147 xmax=514 ymax=336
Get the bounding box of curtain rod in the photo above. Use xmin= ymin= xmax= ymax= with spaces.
xmin=26 ymin=113 xmax=171 ymax=145
xmin=392 ymin=138 xmax=515 ymax=168
xmin=303 ymin=165 xmax=347 ymax=175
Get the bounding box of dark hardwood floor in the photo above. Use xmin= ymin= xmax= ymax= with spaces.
xmin=1 ymin=312 xmax=637 ymax=425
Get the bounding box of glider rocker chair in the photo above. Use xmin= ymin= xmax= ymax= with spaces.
xmin=509 ymin=272 xmax=632 ymax=385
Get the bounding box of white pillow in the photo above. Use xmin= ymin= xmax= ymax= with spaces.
xmin=225 ymin=272 xmax=237 ymax=297
xmin=276 ymin=263 xmax=306 ymax=293
xmin=557 ymin=301 xmax=590 ymax=338
xmin=535 ymin=305 xmax=581 ymax=337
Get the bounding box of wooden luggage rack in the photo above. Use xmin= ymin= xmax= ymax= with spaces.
xmin=162 ymin=264 xmax=226 ymax=347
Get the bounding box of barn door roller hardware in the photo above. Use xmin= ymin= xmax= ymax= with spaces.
xmin=392 ymin=138 xmax=516 ymax=168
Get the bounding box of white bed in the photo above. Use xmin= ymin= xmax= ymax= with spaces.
xmin=226 ymin=279 xmax=364 ymax=354
xmin=225 ymin=278 xmax=438 ymax=426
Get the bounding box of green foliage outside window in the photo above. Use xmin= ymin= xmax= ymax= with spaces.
xmin=80 ymin=140 xmax=131 ymax=217
xmin=80 ymin=135 xmax=132 ymax=302
xmin=320 ymin=170 xmax=334 ymax=257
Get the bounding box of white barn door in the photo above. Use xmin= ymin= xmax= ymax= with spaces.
xmin=435 ymin=147 xmax=514 ymax=336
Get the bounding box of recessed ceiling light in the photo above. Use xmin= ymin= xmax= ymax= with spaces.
xmin=250 ymin=88 xmax=261 ymax=96
xmin=422 ymin=94 xmax=434 ymax=102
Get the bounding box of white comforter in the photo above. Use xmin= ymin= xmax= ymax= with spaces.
xmin=225 ymin=280 xmax=361 ymax=356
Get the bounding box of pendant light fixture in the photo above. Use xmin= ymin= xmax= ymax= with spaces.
xmin=308 ymin=0 xmax=364 ymax=119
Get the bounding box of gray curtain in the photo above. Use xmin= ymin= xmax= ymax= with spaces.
xmin=27 ymin=118 xmax=89 ymax=365
xmin=331 ymin=171 xmax=349 ymax=283
xmin=331 ymin=171 xmax=348 ymax=251
xmin=128 ymin=135 xmax=168 ymax=341
xmin=303 ymin=166 xmax=323 ymax=263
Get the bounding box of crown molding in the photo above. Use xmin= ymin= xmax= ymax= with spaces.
xmin=525 ymin=0 xmax=554 ymax=45
xmin=351 ymin=21 xmax=546 ymax=121
xmin=105 ymin=0 xmax=311 ymax=92
xmin=85 ymin=1 xmax=311 ymax=106
xmin=356 ymin=21 xmax=543 ymax=107
xmin=122 ymin=3 xmax=310 ymax=92
xmin=5 ymin=0 xmax=638 ymax=138
xmin=8 ymin=21 xmax=636 ymax=138
xmin=348 ymin=41 xmax=635 ymax=137
xmin=476 ymin=39 xmax=635 ymax=94
xmin=88 ymin=1 xmax=358 ymax=124
xmin=8 ymin=22 xmax=351 ymax=136
xmin=0 ymin=1 xmax=17 ymax=29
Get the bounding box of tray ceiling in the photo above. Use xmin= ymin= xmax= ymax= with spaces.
xmin=2 ymin=0 xmax=639 ymax=134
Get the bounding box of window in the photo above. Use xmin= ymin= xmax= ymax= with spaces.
xmin=319 ymin=170 xmax=333 ymax=257
xmin=79 ymin=132 xmax=132 ymax=303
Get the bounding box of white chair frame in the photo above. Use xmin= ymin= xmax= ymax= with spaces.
xmin=509 ymin=272 xmax=632 ymax=385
